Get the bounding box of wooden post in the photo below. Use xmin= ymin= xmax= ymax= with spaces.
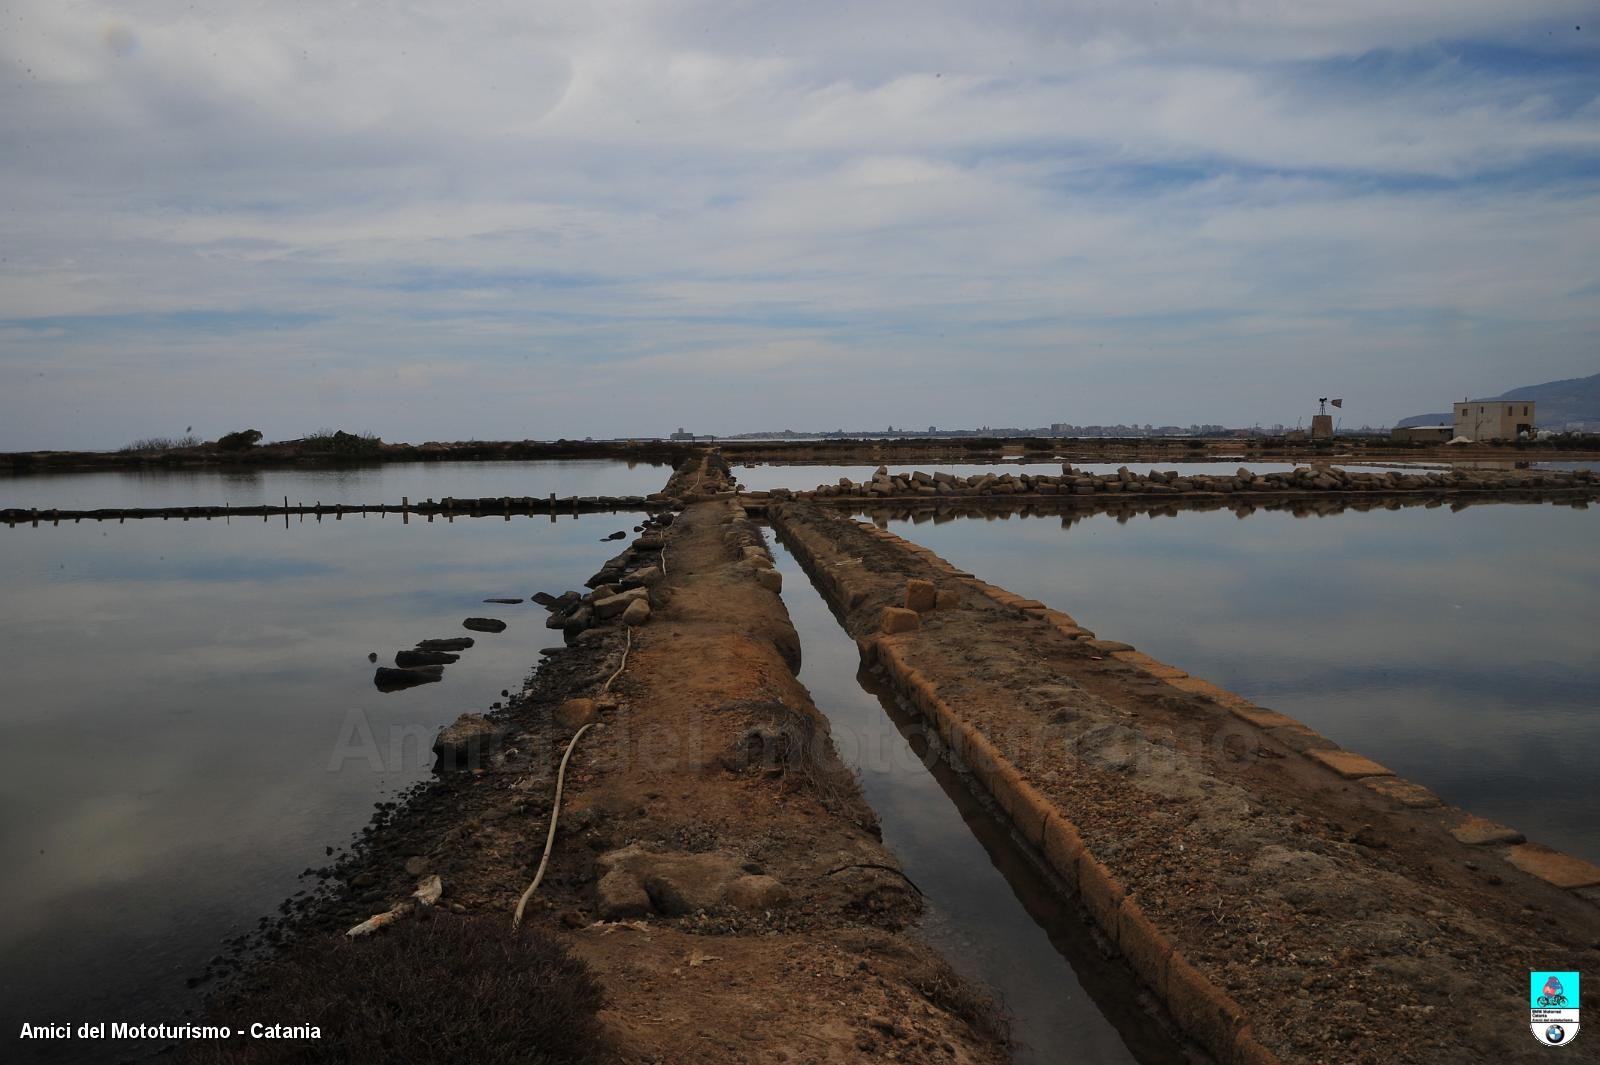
xmin=402 ymin=496 xmax=409 ymax=525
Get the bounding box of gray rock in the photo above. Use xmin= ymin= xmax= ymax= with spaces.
xmin=462 ymin=617 xmax=507 ymax=633
xmin=725 ymin=874 xmax=791 ymax=911
xmin=431 ymin=713 xmax=505 ymax=770
xmin=594 ymin=588 xmax=648 ymax=620
xmin=416 ymin=637 xmax=474 ymax=652
xmin=594 ymin=844 xmax=749 ymax=917
xmin=374 ymin=665 xmax=444 ymax=690
xmin=395 ymin=649 xmax=459 ymax=667
xmin=595 ymin=869 xmax=653 ymax=920
xmin=621 ymin=598 xmax=652 ymax=626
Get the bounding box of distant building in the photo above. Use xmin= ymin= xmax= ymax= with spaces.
xmin=1453 ymin=400 xmax=1535 ymax=442
xmin=669 ymin=427 xmax=696 ymax=441
xmin=1391 ymin=425 xmax=1453 ymax=444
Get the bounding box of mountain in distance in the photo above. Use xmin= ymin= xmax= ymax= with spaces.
xmin=1396 ymin=371 xmax=1600 ymax=430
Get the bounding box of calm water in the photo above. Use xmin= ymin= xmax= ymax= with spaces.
xmin=0 ymin=470 xmax=647 ymax=1062
xmin=876 ymin=502 xmax=1600 ymax=864
xmin=768 ymin=538 xmax=1189 ymax=1065
xmin=0 ymin=459 xmax=670 ymax=511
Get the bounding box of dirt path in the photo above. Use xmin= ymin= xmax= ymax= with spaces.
xmin=536 ymin=498 xmax=1008 ymax=1062
xmin=202 ymin=497 xmax=1010 ymax=1065
xmin=770 ymin=501 xmax=1600 ymax=1065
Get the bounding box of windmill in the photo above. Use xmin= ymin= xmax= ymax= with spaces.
xmin=1311 ymin=397 xmax=1343 ymax=439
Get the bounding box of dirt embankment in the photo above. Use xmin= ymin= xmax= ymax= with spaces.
xmin=9 ymin=433 xmax=1599 ymax=478
xmin=203 ymin=497 xmax=1008 ymax=1064
xmin=747 ymin=463 xmax=1598 ymax=510
xmin=0 ymin=438 xmax=695 ymax=475
xmin=769 ymin=502 xmax=1600 ymax=1065
xmin=718 ymin=437 xmax=1600 ymax=466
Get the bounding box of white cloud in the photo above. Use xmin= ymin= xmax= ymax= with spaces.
xmin=0 ymin=1 xmax=1597 ymax=446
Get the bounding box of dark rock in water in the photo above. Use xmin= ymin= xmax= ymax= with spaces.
xmin=462 ymin=617 xmax=507 ymax=633
xmin=530 ymin=591 xmax=558 ymax=607
xmin=432 ymin=713 xmax=505 ymax=770
xmin=396 ymin=649 xmax=460 ymax=667
xmin=483 ymin=597 xmax=523 ymax=604
xmin=367 ymin=652 xmax=378 ymax=663
xmin=539 ymin=646 xmax=564 ymax=656
xmin=601 ymin=530 xmax=627 ymax=541
xmin=374 ymin=665 xmax=444 ymax=691
xmin=561 ymin=604 xmax=594 ymax=641
xmin=553 ymin=591 xmax=582 ymax=609
xmin=416 ymin=637 xmax=474 ymax=652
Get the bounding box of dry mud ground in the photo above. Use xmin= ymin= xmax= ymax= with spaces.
xmin=770 ymin=501 xmax=1600 ymax=1065
xmin=202 ymin=496 xmax=1008 ymax=1065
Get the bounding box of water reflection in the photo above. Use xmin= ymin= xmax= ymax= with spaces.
xmin=878 ymin=504 xmax=1600 ymax=865
xmin=0 ymin=459 xmax=670 ymax=511
xmin=0 ymin=510 xmax=632 ymax=1061
xmin=767 ymin=538 xmax=1190 ymax=1065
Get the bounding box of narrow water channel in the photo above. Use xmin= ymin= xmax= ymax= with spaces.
xmin=765 ymin=535 xmax=1196 ymax=1065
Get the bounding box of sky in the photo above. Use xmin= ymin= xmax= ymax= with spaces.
xmin=1 ymin=2 xmax=1597 ymax=448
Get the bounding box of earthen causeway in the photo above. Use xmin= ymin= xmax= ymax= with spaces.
xmin=53 ymin=445 xmax=1594 ymax=1064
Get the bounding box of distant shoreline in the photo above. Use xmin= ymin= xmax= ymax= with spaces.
xmin=4 ymin=432 xmax=1599 ymax=476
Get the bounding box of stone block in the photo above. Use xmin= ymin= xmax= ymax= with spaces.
xmin=1504 ymin=844 xmax=1600 ymax=888
xmin=1307 ymin=749 xmax=1393 ymax=779
xmin=1450 ymin=815 xmax=1525 ymax=846
xmin=1164 ymin=954 xmax=1246 ymax=1061
xmin=880 ymin=607 xmax=921 ymax=634
xmin=1363 ymin=777 xmax=1443 ymax=808
xmin=905 ymin=578 xmax=937 ymax=612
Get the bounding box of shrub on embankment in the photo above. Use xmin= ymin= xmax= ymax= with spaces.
xmin=184 ymin=916 xmax=605 ymax=1064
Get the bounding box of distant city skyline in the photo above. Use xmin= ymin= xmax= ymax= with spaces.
xmin=2 ymin=2 xmax=1597 ymax=450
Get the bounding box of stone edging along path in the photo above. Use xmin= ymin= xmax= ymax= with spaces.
xmin=742 ymin=462 xmax=1599 ymax=509
xmin=767 ymin=501 xmax=1600 ymax=1065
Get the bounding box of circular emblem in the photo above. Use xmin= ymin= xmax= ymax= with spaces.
xmin=1546 ymin=1024 xmax=1567 ymax=1044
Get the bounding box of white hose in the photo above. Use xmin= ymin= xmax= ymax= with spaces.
xmin=512 ymin=721 xmax=593 ymax=929
xmin=602 ymin=625 xmax=632 ymax=694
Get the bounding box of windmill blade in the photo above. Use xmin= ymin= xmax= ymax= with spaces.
xmin=1331 ymin=398 xmax=1344 ymax=408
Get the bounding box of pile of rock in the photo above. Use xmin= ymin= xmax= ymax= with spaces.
xmin=536 ymin=513 xmax=672 ymax=641
xmin=782 ymin=463 xmax=1596 ymax=500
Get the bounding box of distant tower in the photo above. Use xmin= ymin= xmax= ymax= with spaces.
xmin=1311 ymin=397 xmax=1342 ymax=440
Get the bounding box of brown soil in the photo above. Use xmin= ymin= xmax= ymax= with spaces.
xmin=215 ymin=498 xmax=1009 ymax=1065
xmin=770 ymin=502 xmax=1600 ymax=1065
xmin=543 ymin=499 xmax=1005 ymax=1063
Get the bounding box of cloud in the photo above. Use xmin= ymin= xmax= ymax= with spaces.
xmin=0 ymin=1 xmax=1597 ymax=446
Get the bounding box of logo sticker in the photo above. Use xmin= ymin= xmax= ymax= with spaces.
xmin=1531 ymin=971 xmax=1580 ymax=1047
